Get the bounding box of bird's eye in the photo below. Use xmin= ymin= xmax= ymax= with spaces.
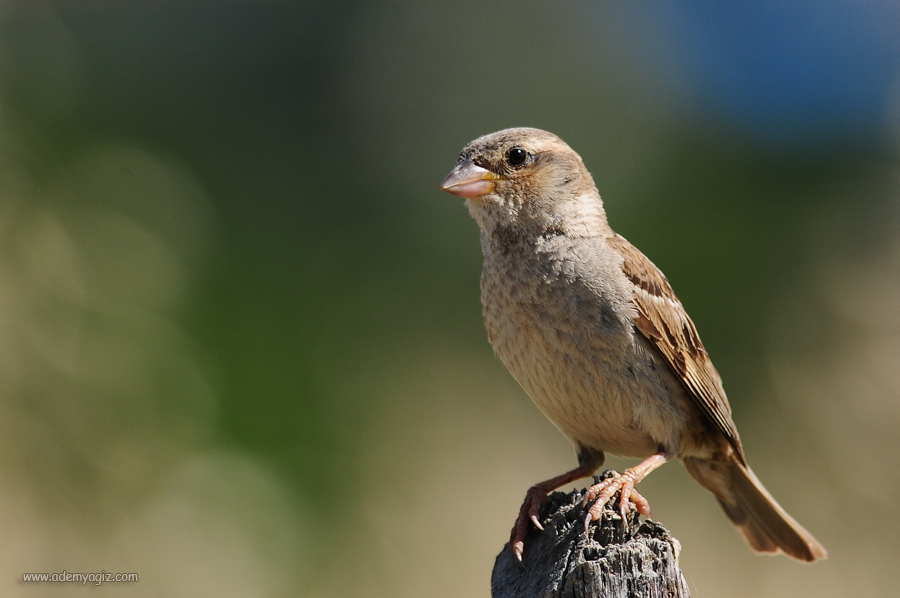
xmin=507 ymin=147 xmax=528 ymax=166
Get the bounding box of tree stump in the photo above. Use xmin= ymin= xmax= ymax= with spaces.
xmin=491 ymin=471 xmax=691 ymax=598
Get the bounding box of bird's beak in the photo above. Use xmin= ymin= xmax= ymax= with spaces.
xmin=440 ymin=160 xmax=498 ymax=198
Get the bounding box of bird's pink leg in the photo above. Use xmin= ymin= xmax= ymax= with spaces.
xmin=582 ymin=452 xmax=668 ymax=530
xmin=510 ymin=464 xmax=596 ymax=562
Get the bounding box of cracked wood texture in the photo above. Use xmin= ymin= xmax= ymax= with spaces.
xmin=491 ymin=472 xmax=691 ymax=598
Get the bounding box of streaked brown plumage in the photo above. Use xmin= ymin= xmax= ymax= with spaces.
xmin=440 ymin=127 xmax=826 ymax=563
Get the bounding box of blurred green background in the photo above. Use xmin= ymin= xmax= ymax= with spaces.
xmin=1 ymin=1 xmax=899 ymax=596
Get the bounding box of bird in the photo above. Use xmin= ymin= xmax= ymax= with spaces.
xmin=439 ymin=127 xmax=826 ymax=563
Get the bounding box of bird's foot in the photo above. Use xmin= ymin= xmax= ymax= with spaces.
xmin=510 ymin=485 xmax=550 ymax=562
xmin=506 ymin=460 xmax=604 ymax=562
xmin=582 ymin=469 xmax=652 ymax=531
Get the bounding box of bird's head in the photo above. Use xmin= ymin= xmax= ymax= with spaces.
xmin=440 ymin=127 xmax=603 ymax=237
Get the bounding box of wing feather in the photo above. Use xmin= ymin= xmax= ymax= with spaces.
xmin=607 ymin=234 xmax=745 ymax=462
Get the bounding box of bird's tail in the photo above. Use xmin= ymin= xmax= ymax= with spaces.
xmin=683 ymin=456 xmax=827 ymax=562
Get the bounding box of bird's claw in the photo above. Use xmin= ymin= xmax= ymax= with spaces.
xmin=511 ymin=540 xmax=525 ymax=562
xmin=582 ymin=470 xmax=652 ymax=532
xmin=509 ymin=485 xmax=550 ymax=561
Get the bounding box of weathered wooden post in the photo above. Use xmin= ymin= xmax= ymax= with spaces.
xmin=491 ymin=472 xmax=691 ymax=598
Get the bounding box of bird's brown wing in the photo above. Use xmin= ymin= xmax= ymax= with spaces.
xmin=606 ymin=234 xmax=745 ymax=463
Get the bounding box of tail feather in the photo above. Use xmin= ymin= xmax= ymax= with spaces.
xmin=683 ymin=457 xmax=827 ymax=562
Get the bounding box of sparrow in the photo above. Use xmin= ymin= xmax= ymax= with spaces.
xmin=440 ymin=127 xmax=826 ymax=563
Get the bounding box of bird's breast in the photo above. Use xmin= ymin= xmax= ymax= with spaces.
xmin=479 ymin=236 xmax=693 ymax=458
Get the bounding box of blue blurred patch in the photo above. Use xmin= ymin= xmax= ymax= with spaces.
xmin=636 ymin=1 xmax=900 ymax=146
